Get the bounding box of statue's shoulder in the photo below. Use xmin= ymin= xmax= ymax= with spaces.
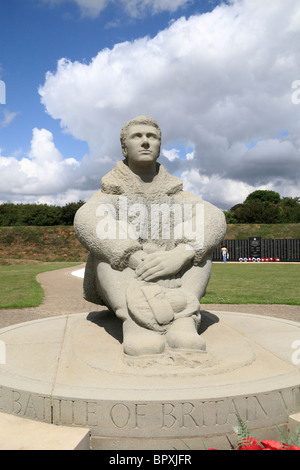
xmin=177 ymin=190 xmax=226 ymax=223
xmin=179 ymin=190 xmax=200 ymax=200
xmin=175 ymin=190 xmax=206 ymax=204
xmin=89 ymin=189 xmax=103 ymax=200
xmin=180 ymin=191 xmax=222 ymax=209
xmin=79 ymin=190 xmax=115 ymax=212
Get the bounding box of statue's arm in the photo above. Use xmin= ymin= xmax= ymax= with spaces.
xmin=74 ymin=195 xmax=141 ymax=271
xmin=131 ymin=195 xmax=227 ymax=282
xmin=174 ymin=193 xmax=227 ymax=265
xmin=194 ymin=200 xmax=226 ymax=264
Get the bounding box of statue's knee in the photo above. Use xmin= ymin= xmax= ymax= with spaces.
xmin=116 ymin=307 xmax=129 ymax=321
xmin=181 ymin=259 xmax=212 ymax=299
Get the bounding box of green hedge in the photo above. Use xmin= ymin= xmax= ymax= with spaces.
xmin=0 ymin=201 xmax=85 ymax=226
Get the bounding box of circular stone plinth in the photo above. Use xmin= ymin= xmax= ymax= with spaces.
xmin=0 ymin=310 xmax=299 ymax=450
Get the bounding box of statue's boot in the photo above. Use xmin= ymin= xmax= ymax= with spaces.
xmin=166 ymin=316 xmax=206 ymax=351
xmin=122 ymin=317 xmax=166 ymax=356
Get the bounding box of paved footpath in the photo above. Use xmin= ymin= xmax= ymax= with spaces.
xmin=0 ymin=264 xmax=299 ymax=329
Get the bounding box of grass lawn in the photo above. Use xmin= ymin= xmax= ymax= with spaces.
xmin=0 ymin=261 xmax=299 ymax=309
xmin=0 ymin=262 xmax=80 ymax=309
xmin=202 ymin=262 xmax=300 ymax=305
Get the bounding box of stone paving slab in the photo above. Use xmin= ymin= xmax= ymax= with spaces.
xmin=0 ymin=412 xmax=90 ymax=450
xmin=0 ymin=310 xmax=299 ymax=450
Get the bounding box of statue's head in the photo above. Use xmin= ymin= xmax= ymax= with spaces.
xmin=120 ymin=115 xmax=161 ymax=159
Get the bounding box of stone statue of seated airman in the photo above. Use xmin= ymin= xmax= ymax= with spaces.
xmin=74 ymin=116 xmax=226 ymax=357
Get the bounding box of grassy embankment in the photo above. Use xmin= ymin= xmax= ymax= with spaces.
xmin=0 ymin=226 xmax=88 ymax=262
xmin=225 ymin=223 xmax=300 ymax=240
xmin=0 ymin=224 xmax=299 ymax=263
xmin=0 ymin=224 xmax=299 ymax=308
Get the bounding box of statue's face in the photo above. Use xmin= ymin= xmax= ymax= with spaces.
xmin=123 ymin=124 xmax=161 ymax=166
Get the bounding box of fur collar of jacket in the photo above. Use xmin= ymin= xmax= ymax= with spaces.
xmin=100 ymin=160 xmax=183 ymax=198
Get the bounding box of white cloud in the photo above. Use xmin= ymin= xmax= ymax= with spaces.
xmin=180 ymin=169 xmax=256 ymax=209
xmin=0 ymin=128 xmax=84 ymax=203
xmin=41 ymin=0 xmax=109 ymax=18
xmin=1 ymin=109 xmax=20 ymax=127
xmin=179 ymin=169 xmax=297 ymax=210
xmin=70 ymin=0 xmax=110 ymax=17
xmin=41 ymin=0 xmax=191 ymax=18
xmin=162 ymin=148 xmax=180 ymax=162
xmin=36 ymin=0 xmax=300 ymax=208
xmin=122 ymin=0 xmax=192 ymax=18
xmin=186 ymin=151 xmax=194 ymax=160
xmin=2 ymin=0 xmax=299 ymax=208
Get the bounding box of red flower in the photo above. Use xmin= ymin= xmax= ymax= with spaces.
xmin=238 ymin=444 xmax=263 ymax=450
xmin=261 ymin=440 xmax=300 ymax=450
xmin=261 ymin=440 xmax=284 ymax=450
xmin=238 ymin=437 xmax=263 ymax=450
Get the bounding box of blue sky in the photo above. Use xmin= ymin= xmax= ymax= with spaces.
xmin=0 ymin=0 xmax=218 ymax=159
xmin=0 ymin=0 xmax=299 ymax=209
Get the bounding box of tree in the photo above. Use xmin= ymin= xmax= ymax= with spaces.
xmin=0 ymin=203 xmax=23 ymax=226
xmin=244 ymin=190 xmax=281 ymax=205
xmin=0 ymin=201 xmax=86 ymax=226
xmin=61 ymin=201 xmax=85 ymax=225
xmin=231 ymin=201 xmax=281 ymax=224
xmin=224 ymin=191 xmax=300 ymax=224
xmin=279 ymin=197 xmax=300 ymax=223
